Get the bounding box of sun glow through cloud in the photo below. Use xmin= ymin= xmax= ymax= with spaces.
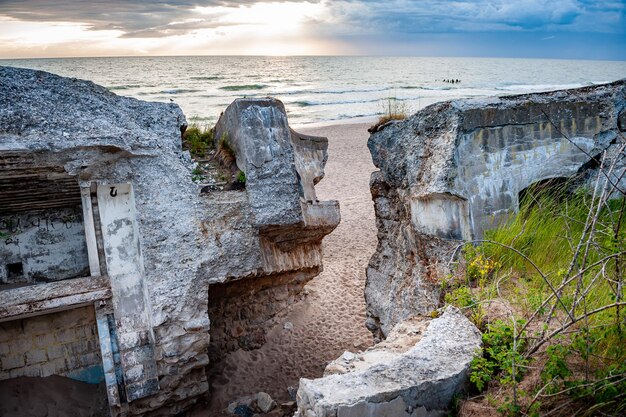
xmin=0 ymin=1 xmax=329 ymax=58
xmin=194 ymin=2 xmax=327 ymax=55
xmin=0 ymin=0 xmax=624 ymax=59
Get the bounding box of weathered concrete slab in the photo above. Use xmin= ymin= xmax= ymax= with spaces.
xmin=0 ymin=275 xmax=110 ymax=322
xmin=295 ymin=307 xmax=481 ymax=417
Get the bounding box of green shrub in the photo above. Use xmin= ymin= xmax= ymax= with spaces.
xmin=183 ymin=124 xmax=213 ymax=157
xmin=470 ymin=319 xmax=528 ymax=392
xmin=236 ymin=170 xmax=246 ymax=185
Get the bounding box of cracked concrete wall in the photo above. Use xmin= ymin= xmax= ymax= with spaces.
xmin=366 ymin=80 xmax=626 ymax=337
xmin=455 ymin=101 xmax=611 ymax=238
xmin=0 ymin=207 xmax=89 ymax=285
xmin=208 ymin=98 xmax=340 ymax=374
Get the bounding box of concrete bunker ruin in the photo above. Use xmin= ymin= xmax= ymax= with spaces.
xmin=366 ymin=80 xmax=626 ymax=337
xmin=4 ymin=66 xmax=623 ymax=417
xmin=0 ymin=67 xmax=339 ymax=416
xmin=294 ymin=80 xmax=626 ymax=417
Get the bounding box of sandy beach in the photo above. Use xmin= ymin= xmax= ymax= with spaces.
xmin=196 ymin=122 xmax=378 ymax=415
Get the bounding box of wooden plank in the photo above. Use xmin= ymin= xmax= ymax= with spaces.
xmin=0 ymin=275 xmax=111 ymax=322
xmin=81 ymin=186 xmax=101 ymax=276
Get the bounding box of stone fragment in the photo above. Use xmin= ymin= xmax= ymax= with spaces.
xmin=295 ymin=307 xmax=482 ymax=417
xmin=323 ymin=315 xmax=430 ymax=377
xmin=227 ymin=395 xmax=257 ymax=414
xmin=287 ymin=386 xmax=298 ymax=401
xmin=256 ymin=391 xmax=276 ymax=413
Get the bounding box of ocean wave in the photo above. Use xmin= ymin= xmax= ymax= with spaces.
xmin=416 ymin=85 xmax=455 ymax=91
xmin=219 ymin=84 xmax=267 ymax=91
xmin=337 ymin=112 xmax=378 ymax=119
xmin=496 ymin=83 xmax=586 ymax=92
xmin=286 ymin=97 xmax=389 ymax=107
xmin=284 ymin=93 xmax=438 ymax=107
xmin=190 ymin=76 xmax=222 ymax=80
xmin=282 ymin=86 xmax=391 ymax=96
xmin=160 ymin=88 xmax=202 ymax=94
xmin=107 ymin=84 xmax=143 ymax=90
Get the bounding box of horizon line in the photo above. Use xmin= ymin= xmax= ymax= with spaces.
xmin=2 ymin=54 xmax=626 ymax=63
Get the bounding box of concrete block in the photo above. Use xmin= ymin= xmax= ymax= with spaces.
xmin=122 ymin=344 xmax=155 ymax=367
xmin=68 ymin=340 xmax=90 ymax=355
xmin=51 ymin=308 xmax=83 ymax=328
xmin=296 ymin=308 xmax=482 ymax=417
xmin=125 ymin=364 xmax=145 ymax=383
xmin=47 ymin=344 xmax=65 ymax=360
xmin=8 ymin=338 xmax=31 ymax=354
xmin=24 ymin=316 xmax=54 ymax=334
xmin=126 ymin=377 xmax=159 ymax=402
xmin=0 ymin=323 xmax=18 ymax=342
xmin=117 ymin=330 xmax=142 ymax=351
xmin=34 ymin=333 xmax=56 ymax=348
xmin=10 ymin=364 xmax=41 ymax=378
xmin=2 ymin=354 xmax=25 ymax=370
xmin=40 ymin=359 xmax=64 ymax=377
xmin=56 ymin=328 xmax=79 ymax=344
xmin=64 ymin=354 xmax=80 ymax=370
xmin=76 ymin=324 xmax=97 ymax=339
xmin=80 ymin=352 xmax=101 ymax=367
xmin=25 ymin=349 xmax=48 ymax=365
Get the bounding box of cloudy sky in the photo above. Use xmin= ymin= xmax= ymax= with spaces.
xmin=0 ymin=0 xmax=624 ymax=59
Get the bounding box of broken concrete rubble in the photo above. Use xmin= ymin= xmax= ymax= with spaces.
xmin=208 ymin=97 xmax=340 ymax=366
xmin=0 ymin=67 xmax=339 ymax=416
xmin=366 ymin=80 xmax=626 ymax=337
xmin=295 ymin=307 xmax=482 ymax=417
xmin=323 ymin=315 xmax=430 ymax=377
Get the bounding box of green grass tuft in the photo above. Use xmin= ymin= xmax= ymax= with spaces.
xmin=182 ymin=124 xmax=213 ymax=157
xmin=378 ymin=96 xmax=409 ymax=124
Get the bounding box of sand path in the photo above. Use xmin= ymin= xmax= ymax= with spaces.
xmin=199 ymin=122 xmax=377 ymax=415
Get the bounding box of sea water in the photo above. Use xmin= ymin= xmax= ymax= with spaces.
xmin=1 ymin=56 xmax=625 ymax=126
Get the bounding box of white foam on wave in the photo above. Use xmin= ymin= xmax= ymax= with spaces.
xmin=496 ymin=83 xmax=587 ymax=92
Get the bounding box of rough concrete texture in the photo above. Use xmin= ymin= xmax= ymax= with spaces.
xmin=0 ymin=306 xmax=102 ymax=382
xmin=366 ymin=80 xmax=626 ymax=336
xmin=323 ymin=316 xmax=430 ymax=377
xmin=295 ymin=307 xmax=482 ymax=417
xmin=214 ymin=98 xmax=340 ymax=241
xmin=0 ymin=207 xmax=89 ymax=285
xmin=0 ymin=67 xmax=338 ymax=416
xmin=208 ymin=98 xmax=340 ymax=365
